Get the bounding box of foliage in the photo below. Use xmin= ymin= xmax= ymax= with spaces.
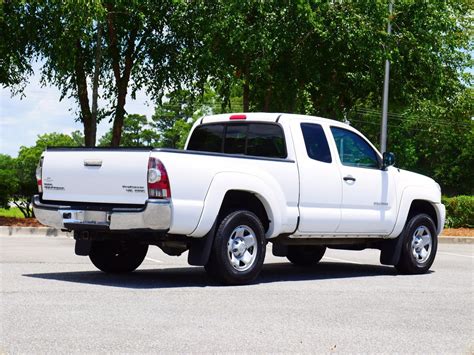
xmin=99 ymin=114 xmax=160 ymax=147
xmin=99 ymin=88 xmax=224 ymax=149
xmin=443 ymin=196 xmax=474 ymax=228
xmin=3 ymin=0 xmax=183 ymax=146
xmin=348 ymin=88 xmax=473 ymax=195
xmin=150 ymin=89 xmax=211 ymax=149
xmin=71 ymin=130 xmax=85 ymax=146
xmin=0 ymin=154 xmax=19 ymax=209
xmin=0 ymin=2 xmax=34 ymax=91
xmin=186 ymin=1 xmax=472 ymax=116
xmin=2 ymin=1 xmax=473 ymax=195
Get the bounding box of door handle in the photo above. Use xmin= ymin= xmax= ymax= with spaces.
xmin=343 ymin=176 xmax=356 ymax=182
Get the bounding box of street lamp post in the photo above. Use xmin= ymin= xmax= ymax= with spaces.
xmin=380 ymin=1 xmax=393 ymax=153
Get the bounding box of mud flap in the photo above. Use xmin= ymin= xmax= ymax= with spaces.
xmin=380 ymin=234 xmax=404 ymax=266
xmin=75 ymin=239 xmax=92 ymax=256
xmin=272 ymin=243 xmax=288 ymax=257
xmin=187 ymin=223 xmax=216 ymax=266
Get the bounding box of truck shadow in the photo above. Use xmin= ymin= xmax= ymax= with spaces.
xmin=23 ymin=261 xmax=420 ymax=289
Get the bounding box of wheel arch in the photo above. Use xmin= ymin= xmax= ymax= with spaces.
xmin=389 ymin=186 xmax=444 ymax=238
xmin=188 ymin=172 xmax=286 ymax=238
xmin=407 ymin=200 xmax=438 ymax=231
xmin=217 ymin=190 xmax=270 ymax=233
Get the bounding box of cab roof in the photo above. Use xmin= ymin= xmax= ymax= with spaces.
xmin=200 ymin=112 xmax=350 ymax=129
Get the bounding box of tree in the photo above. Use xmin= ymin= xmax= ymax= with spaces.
xmin=0 ymin=154 xmax=19 ymax=209
xmin=2 ymin=1 xmax=472 ymax=194
xmin=71 ymin=130 xmax=85 ymax=146
xmin=181 ymin=1 xmax=299 ymax=112
xmin=0 ymin=2 xmax=34 ymax=92
xmin=151 ymin=90 xmax=197 ymax=149
xmin=98 ymin=114 xmax=160 ymax=147
xmin=150 ymin=87 xmax=229 ymax=148
xmin=3 ymin=1 xmax=183 ymax=147
xmin=186 ymin=1 xmax=471 ymax=118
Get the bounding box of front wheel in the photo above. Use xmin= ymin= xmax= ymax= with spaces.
xmin=89 ymin=241 xmax=148 ymax=273
xmin=395 ymin=214 xmax=438 ymax=274
xmin=205 ymin=210 xmax=266 ymax=285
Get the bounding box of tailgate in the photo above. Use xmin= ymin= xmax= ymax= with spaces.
xmin=41 ymin=149 xmax=151 ymax=205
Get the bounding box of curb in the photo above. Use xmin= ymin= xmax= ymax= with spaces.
xmin=0 ymin=226 xmax=72 ymax=237
xmin=0 ymin=226 xmax=472 ymax=243
xmin=439 ymin=236 xmax=473 ymax=244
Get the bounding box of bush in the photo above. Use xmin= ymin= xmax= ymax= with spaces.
xmin=442 ymin=196 xmax=474 ymax=228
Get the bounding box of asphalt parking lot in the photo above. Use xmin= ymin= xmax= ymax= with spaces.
xmin=1 ymin=235 xmax=473 ymax=354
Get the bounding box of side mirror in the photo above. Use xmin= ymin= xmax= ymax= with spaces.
xmin=382 ymin=152 xmax=395 ymax=170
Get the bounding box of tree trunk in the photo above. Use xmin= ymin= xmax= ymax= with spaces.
xmin=83 ymin=119 xmax=95 ymax=147
xmin=90 ymin=23 xmax=102 ymax=147
xmin=242 ymin=60 xmax=250 ymax=112
xmin=13 ymin=200 xmax=32 ymax=218
xmin=263 ymin=87 xmax=272 ymax=112
xmin=74 ymin=40 xmax=94 ymax=147
xmin=111 ymin=83 xmax=127 ymax=146
xmin=106 ymin=4 xmax=137 ymax=147
xmin=243 ymin=84 xmax=249 ymax=112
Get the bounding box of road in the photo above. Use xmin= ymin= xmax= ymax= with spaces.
xmin=1 ymin=235 xmax=473 ymax=354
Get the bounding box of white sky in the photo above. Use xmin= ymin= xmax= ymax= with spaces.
xmin=0 ymin=62 xmax=155 ymax=157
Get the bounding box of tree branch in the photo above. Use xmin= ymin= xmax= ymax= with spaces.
xmin=132 ymin=28 xmax=152 ymax=62
xmin=123 ymin=24 xmax=138 ymax=86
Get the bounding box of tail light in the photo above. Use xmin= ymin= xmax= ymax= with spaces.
xmin=36 ymin=156 xmax=44 ymax=193
xmin=147 ymin=157 xmax=171 ymax=199
xmin=230 ymin=114 xmax=246 ymax=120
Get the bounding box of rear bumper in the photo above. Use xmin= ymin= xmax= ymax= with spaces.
xmin=32 ymin=195 xmax=171 ymax=231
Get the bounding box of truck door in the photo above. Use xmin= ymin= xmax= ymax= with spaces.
xmin=329 ymin=126 xmax=397 ymax=234
xmin=291 ymin=121 xmax=342 ymax=233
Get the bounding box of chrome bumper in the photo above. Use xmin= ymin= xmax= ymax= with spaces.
xmin=32 ymin=195 xmax=171 ymax=231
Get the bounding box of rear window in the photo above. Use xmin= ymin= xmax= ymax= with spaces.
xmin=187 ymin=124 xmax=224 ymax=152
xmin=224 ymin=124 xmax=247 ymax=154
xmin=188 ymin=122 xmax=286 ymax=159
xmin=247 ymin=124 xmax=286 ymax=158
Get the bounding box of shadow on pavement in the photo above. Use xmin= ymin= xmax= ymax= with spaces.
xmin=23 ymin=261 xmax=405 ymax=289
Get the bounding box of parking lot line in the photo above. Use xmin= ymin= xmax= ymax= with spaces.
xmin=437 ymin=252 xmax=474 ymax=259
xmin=145 ymin=257 xmax=163 ymax=263
xmin=323 ymin=256 xmax=364 ymax=265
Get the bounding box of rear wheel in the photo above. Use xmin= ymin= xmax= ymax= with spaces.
xmin=205 ymin=210 xmax=266 ymax=285
xmin=395 ymin=214 xmax=437 ymax=274
xmin=287 ymin=245 xmax=326 ymax=266
xmin=89 ymin=241 xmax=148 ymax=273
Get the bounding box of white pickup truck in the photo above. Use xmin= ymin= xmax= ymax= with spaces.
xmin=33 ymin=113 xmax=445 ymax=284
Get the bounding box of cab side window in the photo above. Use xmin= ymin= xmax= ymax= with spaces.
xmin=301 ymin=123 xmax=332 ymax=163
xmin=330 ymin=127 xmax=380 ymax=168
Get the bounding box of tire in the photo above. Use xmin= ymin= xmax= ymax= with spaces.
xmin=205 ymin=210 xmax=266 ymax=285
xmin=395 ymin=213 xmax=438 ymax=274
xmin=287 ymin=245 xmax=326 ymax=266
xmin=89 ymin=241 xmax=148 ymax=273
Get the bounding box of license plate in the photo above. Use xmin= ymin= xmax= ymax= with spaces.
xmin=61 ymin=210 xmax=108 ymax=224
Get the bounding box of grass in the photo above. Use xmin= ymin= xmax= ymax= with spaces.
xmin=0 ymin=207 xmax=24 ymax=218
